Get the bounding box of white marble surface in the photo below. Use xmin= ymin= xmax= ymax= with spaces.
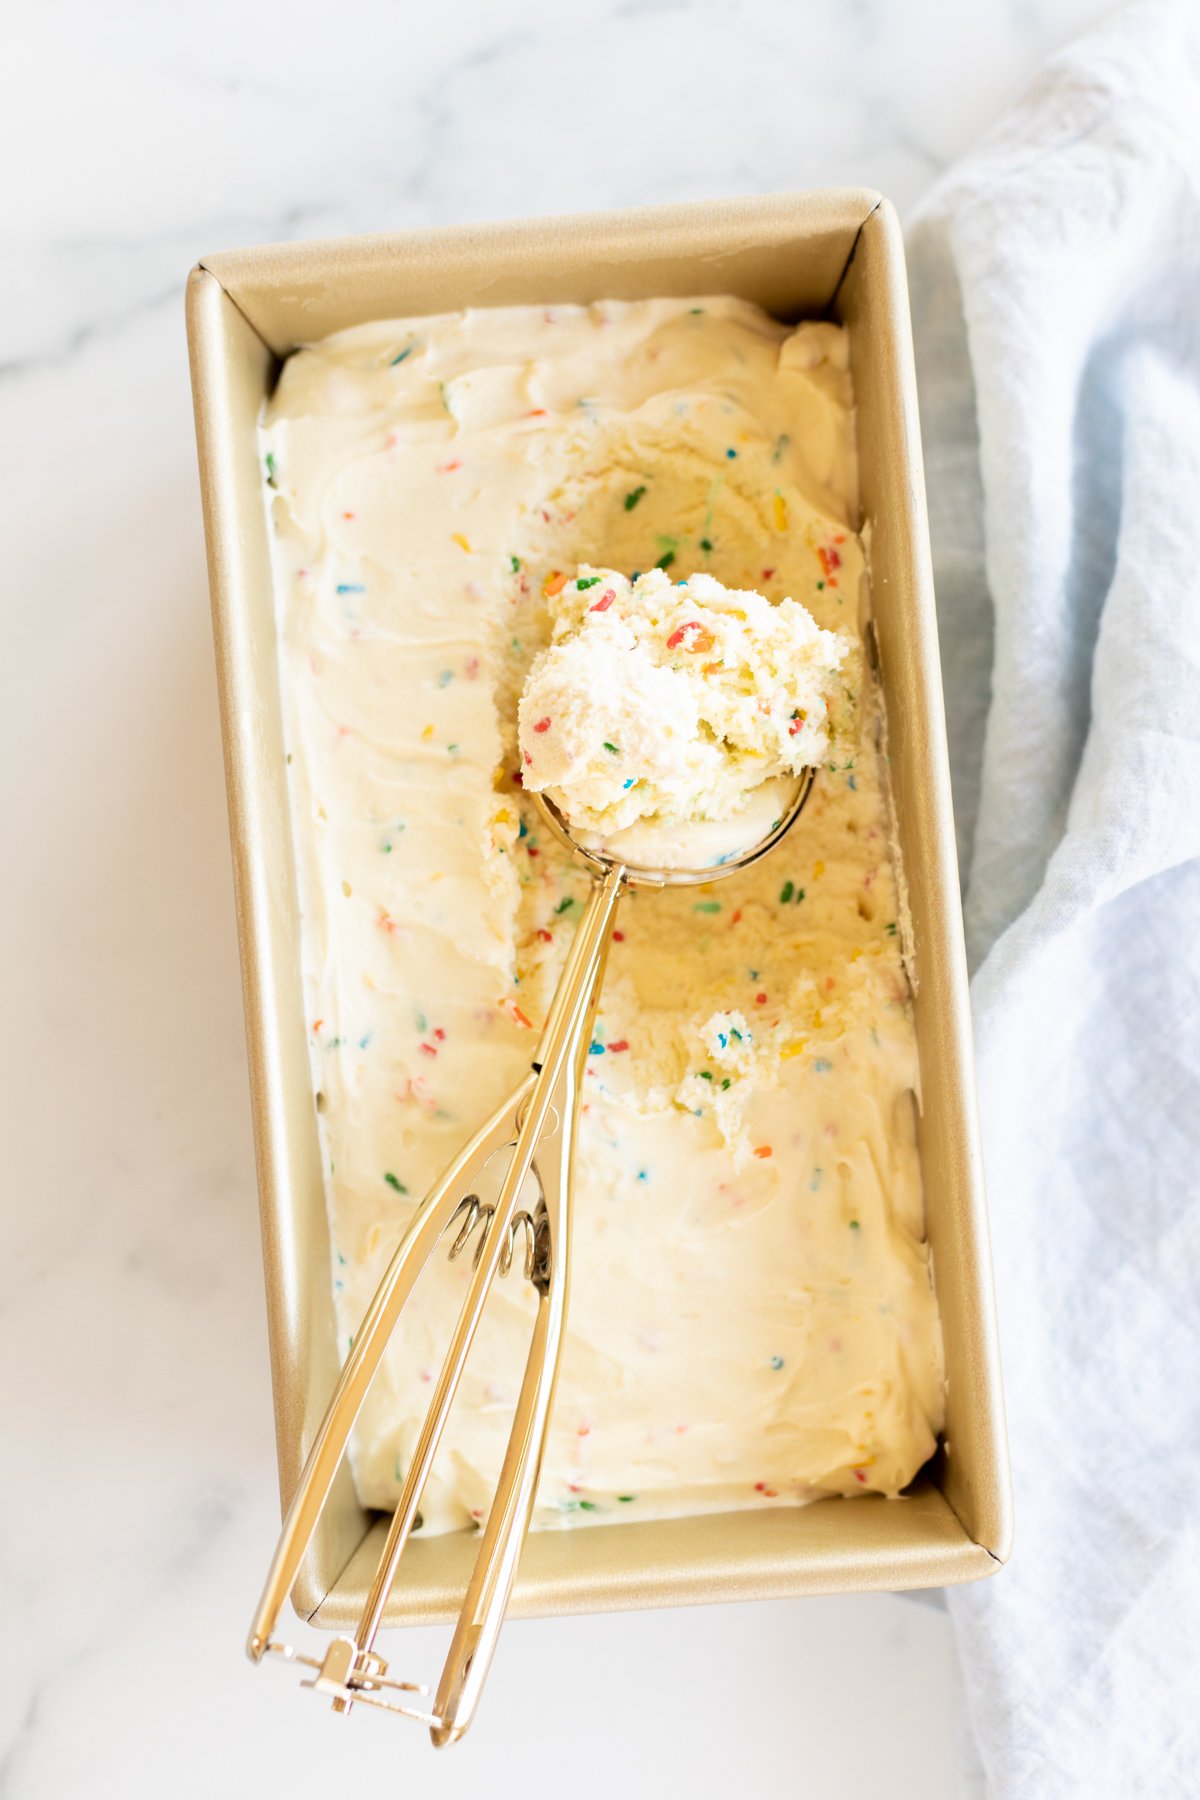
xmin=1 ymin=2 xmax=1113 ymax=1793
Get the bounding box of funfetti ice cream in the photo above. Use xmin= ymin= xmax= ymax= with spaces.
xmin=518 ymin=566 xmax=849 ymax=868
xmin=262 ymin=296 xmax=944 ymax=1534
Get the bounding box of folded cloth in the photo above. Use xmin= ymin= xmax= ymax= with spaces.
xmin=907 ymin=4 xmax=1200 ymax=1794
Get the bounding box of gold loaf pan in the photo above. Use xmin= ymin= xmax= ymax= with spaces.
xmin=186 ymin=189 xmax=1011 ymax=1630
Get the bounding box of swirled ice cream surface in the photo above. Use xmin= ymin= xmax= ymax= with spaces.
xmin=262 ymin=296 xmax=944 ymax=1532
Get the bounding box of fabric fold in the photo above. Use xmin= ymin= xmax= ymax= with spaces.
xmin=908 ymin=3 xmax=1200 ymax=1792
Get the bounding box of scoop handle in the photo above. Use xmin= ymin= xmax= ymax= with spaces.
xmin=350 ymin=863 xmax=625 ymax=1672
xmin=245 ymin=1074 xmax=534 ymax=1663
xmin=431 ymin=863 xmax=624 ymax=1742
xmin=246 ymin=863 xmax=624 ymax=1746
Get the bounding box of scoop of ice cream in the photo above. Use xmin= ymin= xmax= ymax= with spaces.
xmin=517 ymin=567 xmax=848 ymax=867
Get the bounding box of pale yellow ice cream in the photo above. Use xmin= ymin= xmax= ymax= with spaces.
xmin=262 ymin=297 xmax=944 ymax=1534
xmin=518 ymin=566 xmax=848 ymax=869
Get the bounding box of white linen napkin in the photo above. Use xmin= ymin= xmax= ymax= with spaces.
xmin=906 ymin=4 xmax=1200 ymax=1793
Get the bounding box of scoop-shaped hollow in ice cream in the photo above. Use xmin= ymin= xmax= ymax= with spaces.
xmin=518 ymin=567 xmax=850 ymax=867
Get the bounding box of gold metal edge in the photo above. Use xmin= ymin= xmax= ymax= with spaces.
xmin=838 ymin=203 xmax=1012 ymax=1562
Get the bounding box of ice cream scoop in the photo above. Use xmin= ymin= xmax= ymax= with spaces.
xmin=246 ymin=573 xmax=828 ymax=1748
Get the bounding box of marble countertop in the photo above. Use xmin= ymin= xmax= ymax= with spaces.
xmin=1 ymin=2 xmax=1111 ymax=1794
